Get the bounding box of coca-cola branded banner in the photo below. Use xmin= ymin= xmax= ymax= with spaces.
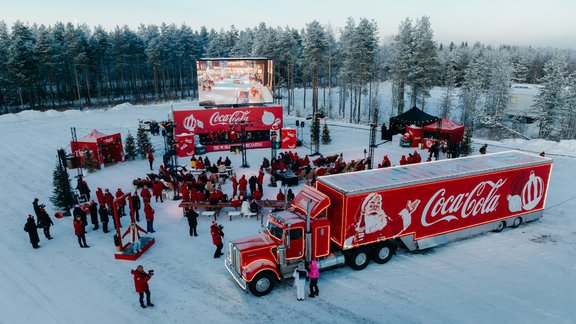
xmin=281 ymin=128 xmax=296 ymax=149
xmin=334 ymin=164 xmax=551 ymax=247
xmin=173 ymin=106 xmax=283 ymax=135
xmin=175 ymin=133 xmax=196 ymax=157
xmin=203 ymin=140 xmax=272 ymax=152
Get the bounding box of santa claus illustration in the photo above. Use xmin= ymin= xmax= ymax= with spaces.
xmin=344 ymin=193 xmax=420 ymax=247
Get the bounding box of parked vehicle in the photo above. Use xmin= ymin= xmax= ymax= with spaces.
xmin=225 ymin=151 xmax=553 ymax=296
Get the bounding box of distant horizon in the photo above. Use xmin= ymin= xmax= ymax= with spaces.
xmin=2 ymin=0 xmax=575 ymax=50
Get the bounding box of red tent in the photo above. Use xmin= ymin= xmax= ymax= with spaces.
xmin=71 ymin=129 xmax=124 ymax=167
xmin=422 ymin=117 xmax=465 ymax=144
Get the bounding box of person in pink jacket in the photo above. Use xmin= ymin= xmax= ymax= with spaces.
xmin=307 ymin=259 xmax=319 ymax=297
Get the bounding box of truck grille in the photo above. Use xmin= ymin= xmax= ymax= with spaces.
xmin=230 ymin=243 xmax=241 ymax=274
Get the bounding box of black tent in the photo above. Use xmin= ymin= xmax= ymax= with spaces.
xmin=389 ymin=106 xmax=439 ymax=135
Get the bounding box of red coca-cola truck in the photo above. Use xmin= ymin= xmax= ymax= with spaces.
xmin=225 ymin=151 xmax=553 ymax=296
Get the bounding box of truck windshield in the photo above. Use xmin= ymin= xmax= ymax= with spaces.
xmin=266 ymin=222 xmax=283 ymax=241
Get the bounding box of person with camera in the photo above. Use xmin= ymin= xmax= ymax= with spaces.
xmin=210 ymin=221 xmax=224 ymax=258
xmin=32 ymin=198 xmax=44 ymax=222
xmin=184 ymin=207 xmax=199 ymax=237
xmin=131 ymin=265 xmax=154 ymax=308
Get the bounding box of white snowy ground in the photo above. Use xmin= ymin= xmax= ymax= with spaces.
xmin=1 ymin=101 xmax=575 ymax=324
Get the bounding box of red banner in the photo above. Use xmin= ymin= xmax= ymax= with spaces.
xmin=281 ymin=128 xmax=296 ymax=149
xmin=203 ymin=140 xmax=272 ymax=152
xmin=334 ymin=164 xmax=551 ymax=247
xmin=175 ymin=133 xmax=196 ymax=157
xmin=173 ymin=106 xmax=283 ymax=135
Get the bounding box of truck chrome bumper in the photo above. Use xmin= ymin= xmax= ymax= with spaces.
xmin=224 ymin=257 xmax=247 ymax=291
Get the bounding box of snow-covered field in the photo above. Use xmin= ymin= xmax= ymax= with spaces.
xmin=1 ymin=101 xmax=575 ymax=324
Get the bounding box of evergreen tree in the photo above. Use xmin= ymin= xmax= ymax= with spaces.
xmin=124 ymin=131 xmax=137 ymax=160
xmin=136 ymin=126 xmax=152 ymax=159
xmin=534 ymin=55 xmax=568 ymax=140
xmin=50 ymin=162 xmax=75 ymax=211
xmin=390 ymin=18 xmax=414 ymax=115
xmin=560 ymin=74 xmax=576 ymax=139
xmin=462 ymin=128 xmax=474 ymax=156
xmin=408 ymin=16 xmax=438 ymax=110
xmin=321 ymin=121 xmax=331 ymax=144
xmin=83 ymin=149 xmax=99 ymax=172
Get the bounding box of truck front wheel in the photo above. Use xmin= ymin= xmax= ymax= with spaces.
xmin=346 ymin=247 xmax=371 ymax=270
xmin=248 ymin=271 xmax=276 ymax=297
xmin=372 ymin=242 xmax=394 ymax=264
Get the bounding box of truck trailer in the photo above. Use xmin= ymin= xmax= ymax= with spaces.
xmin=225 ymin=151 xmax=553 ymax=296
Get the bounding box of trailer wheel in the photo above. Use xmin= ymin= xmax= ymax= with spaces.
xmin=248 ymin=271 xmax=276 ymax=297
xmin=373 ymin=242 xmax=395 ymax=264
xmin=494 ymin=221 xmax=506 ymax=232
xmin=511 ymin=217 xmax=523 ymax=228
xmin=346 ymin=247 xmax=371 ymax=270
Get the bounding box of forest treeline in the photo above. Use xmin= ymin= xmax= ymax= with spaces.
xmin=1 ymin=17 xmax=575 ymax=139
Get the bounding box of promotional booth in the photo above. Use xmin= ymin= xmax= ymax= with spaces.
xmin=422 ymin=117 xmax=465 ymax=145
xmin=172 ymin=105 xmax=283 ymax=153
xmin=71 ymin=129 xmax=124 ymax=167
xmin=400 ymin=125 xmax=423 ymax=148
xmin=389 ymin=106 xmax=438 ymax=135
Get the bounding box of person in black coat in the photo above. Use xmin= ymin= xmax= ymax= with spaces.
xmin=132 ymin=191 xmax=141 ymax=222
xmin=37 ymin=208 xmax=54 ymax=240
xmin=99 ymin=204 xmax=110 ymax=233
xmin=248 ymin=176 xmax=257 ymax=195
xmin=184 ymin=207 xmax=199 ymax=237
xmin=89 ymin=200 xmax=99 ymax=230
xmin=24 ymin=215 xmax=40 ymax=249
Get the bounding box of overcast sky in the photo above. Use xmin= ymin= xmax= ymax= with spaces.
xmin=2 ymin=0 xmax=575 ymax=49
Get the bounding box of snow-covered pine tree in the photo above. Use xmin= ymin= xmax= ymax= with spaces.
xmin=124 ymin=131 xmax=137 ymax=160
xmin=353 ymin=18 xmax=379 ymax=123
xmin=483 ymin=49 xmax=513 ymax=140
xmin=50 ymin=162 xmax=75 ymax=211
xmin=534 ymin=55 xmax=568 ymax=140
xmin=559 ymin=74 xmax=576 ymax=139
xmin=439 ymin=48 xmax=457 ymax=118
xmin=390 ymin=18 xmax=414 ymax=115
xmin=408 ymin=16 xmax=438 ymax=111
xmin=83 ymin=149 xmax=99 ymax=172
xmin=321 ymin=121 xmax=331 ymax=144
xmin=136 ymin=126 xmax=152 ymax=159
xmin=459 ymin=50 xmax=490 ymax=127
xmin=462 ymin=127 xmax=473 ymax=156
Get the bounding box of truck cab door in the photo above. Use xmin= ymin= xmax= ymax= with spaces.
xmin=285 ymin=227 xmax=304 ymax=260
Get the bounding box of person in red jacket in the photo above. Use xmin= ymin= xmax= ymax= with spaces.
xmin=257 ymin=170 xmax=264 ymax=192
xmin=140 ymin=186 xmax=152 ymax=205
xmin=104 ymin=188 xmax=114 ymax=210
xmin=399 ymin=155 xmax=407 ymax=166
xmin=152 ymin=180 xmax=163 ymax=203
xmin=231 ymin=174 xmax=238 ymax=198
xmin=238 ymin=175 xmax=248 ymax=197
xmin=210 ymin=221 xmax=224 ymax=258
xmin=147 ymin=149 xmax=154 ymax=171
xmin=180 ymin=183 xmax=189 ymax=201
xmin=115 ymin=188 xmax=126 ymax=216
xmin=276 ymin=189 xmax=285 ymax=201
xmin=95 ymin=187 xmax=105 ymax=205
xmin=73 ymin=215 xmax=89 ymax=248
xmin=252 ymin=188 xmax=263 ymax=201
xmin=144 ymin=203 xmax=155 ymax=233
xmin=131 ymin=265 xmax=154 ymax=308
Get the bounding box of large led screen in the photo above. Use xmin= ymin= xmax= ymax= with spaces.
xmin=197 ymin=58 xmax=273 ymax=106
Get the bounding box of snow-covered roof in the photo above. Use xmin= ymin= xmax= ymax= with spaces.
xmin=318 ymin=151 xmax=550 ymax=195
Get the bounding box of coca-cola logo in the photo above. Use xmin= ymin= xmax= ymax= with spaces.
xmin=209 ymin=111 xmax=250 ymax=126
xmin=183 ymin=114 xmax=204 ymax=131
xmin=421 ymin=179 xmax=506 ymax=227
